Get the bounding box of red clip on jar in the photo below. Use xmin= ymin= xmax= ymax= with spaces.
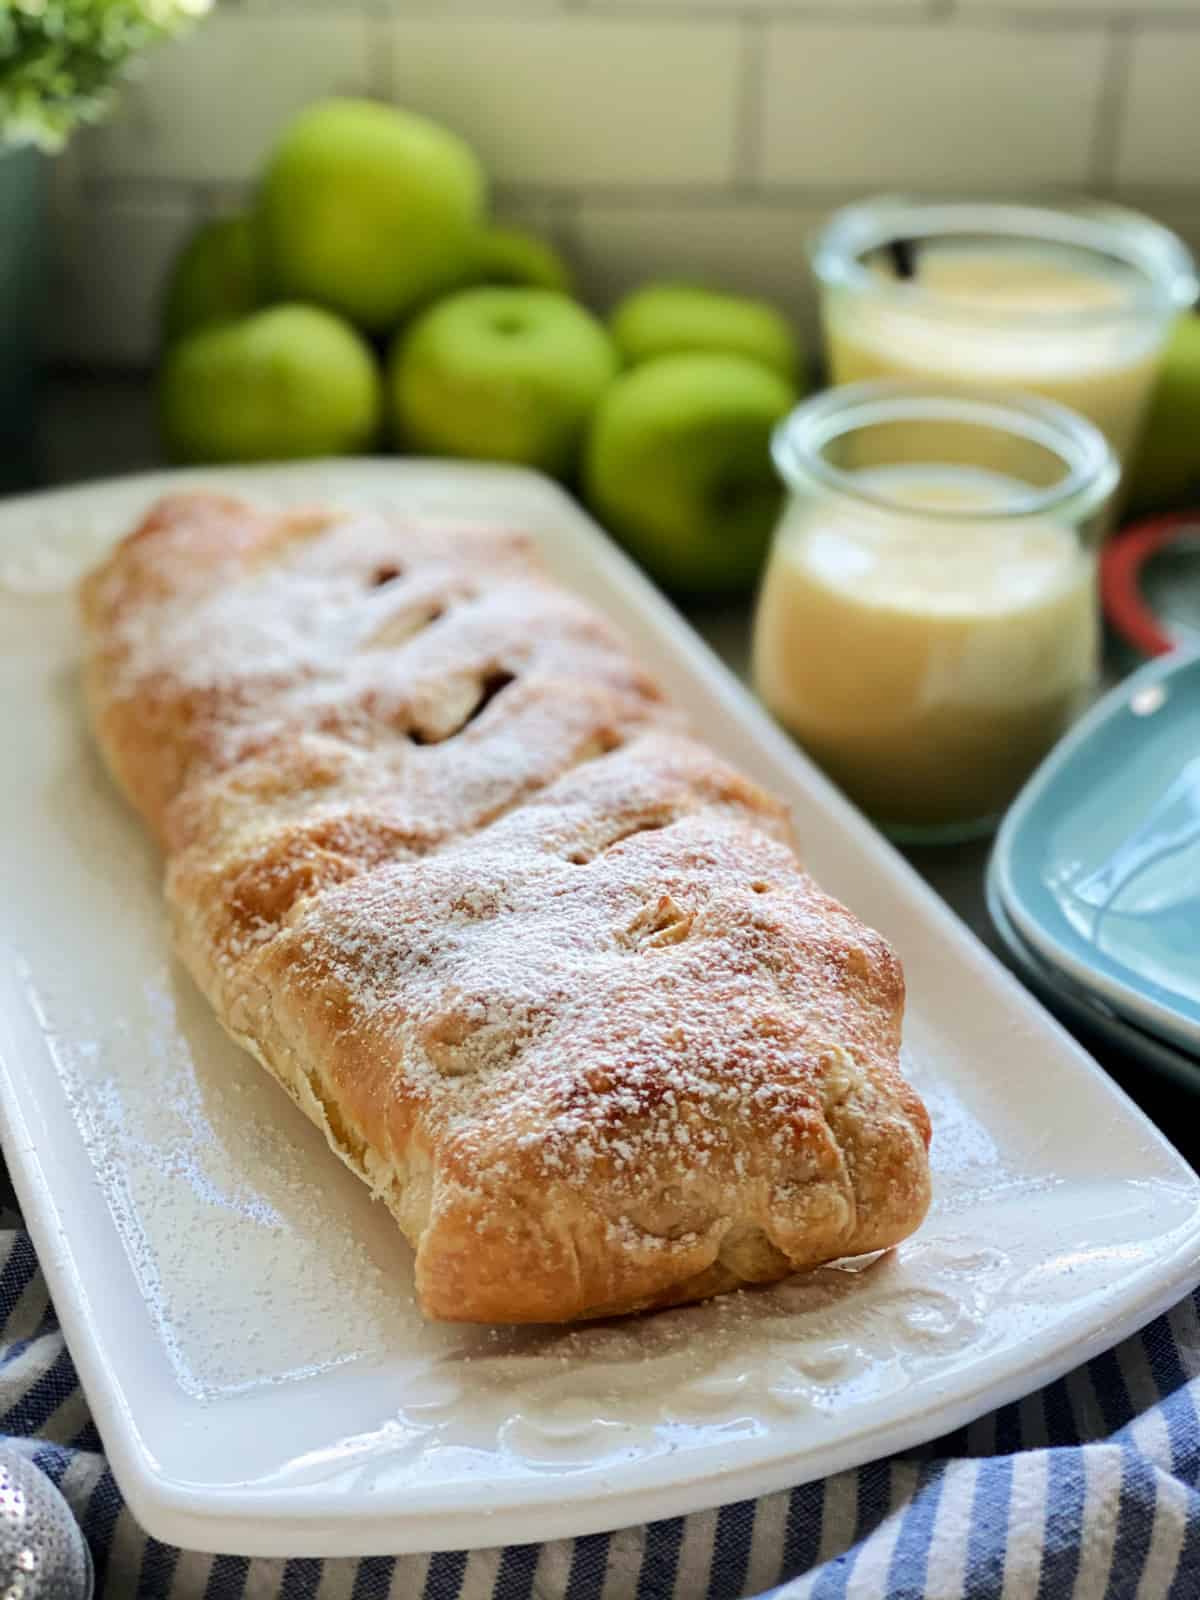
xmin=1102 ymin=511 xmax=1200 ymax=657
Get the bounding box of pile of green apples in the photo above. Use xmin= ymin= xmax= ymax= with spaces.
xmin=159 ymin=97 xmax=802 ymax=597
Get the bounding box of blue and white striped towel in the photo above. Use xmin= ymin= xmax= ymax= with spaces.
xmin=2 ymin=1217 xmax=1198 ymax=1599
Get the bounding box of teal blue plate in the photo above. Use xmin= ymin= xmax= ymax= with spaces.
xmin=992 ymin=649 xmax=1200 ymax=1057
xmin=986 ymin=861 xmax=1200 ymax=1093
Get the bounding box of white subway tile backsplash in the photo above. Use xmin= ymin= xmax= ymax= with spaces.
xmin=79 ymin=16 xmax=372 ymax=183
xmin=43 ymin=5 xmax=1200 ymax=369
xmin=241 ymin=0 xmax=375 ymax=10
xmin=1116 ymin=31 xmax=1200 ymax=187
xmin=1112 ymin=193 xmax=1200 ymax=264
xmin=47 ymin=196 xmax=200 ymax=367
xmin=607 ymin=0 xmax=924 ymax=10
xmin=386 ymin=19 xmax=741 ymax=186
xmin=957 ymin=0 xmax=1194 ymax=11
xmin=760 ymin=23 xmax=1107 ymax=188
xmin=569 ymin=199 xmax=833 ymax=344
xmin=491 ymin=194 xmax=575 ymax=255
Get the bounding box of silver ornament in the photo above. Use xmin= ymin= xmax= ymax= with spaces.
xmin=0 ymin=1448 xmax=92 ymax=1600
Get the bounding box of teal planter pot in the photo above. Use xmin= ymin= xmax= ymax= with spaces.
xmin=0 ymin=143 xmax=46 ymax=490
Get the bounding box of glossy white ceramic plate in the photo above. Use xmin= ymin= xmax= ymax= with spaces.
xmin=2 ymin=461 xmax=1200 ymax=1559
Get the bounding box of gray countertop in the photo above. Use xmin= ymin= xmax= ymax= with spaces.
xmin=25 ymin=373 xmax=1197 ymax=1168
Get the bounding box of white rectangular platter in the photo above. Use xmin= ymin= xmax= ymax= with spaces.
xmin=1 ymin=460 xmax=1198 ymax=1558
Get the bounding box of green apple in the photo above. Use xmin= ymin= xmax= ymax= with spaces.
xmin=162 ymin=216 xmax=259 ymax=346
xmin=583 ymin=352 xmax=796 ymax=596
xmin=159 ymin=304 xmax=382 ymax=464
xmin=389 ymin=286 xmax=617 ymax=477
xmin=471 ymin=225 xmax=573 ymax=294
xmin=256 ymin=98 xmax=486 ymax=332
xmin=611 ymin=282 xmax=799 ymax=381
xmin=1128 ymin=315 xmax=1200 ymax=509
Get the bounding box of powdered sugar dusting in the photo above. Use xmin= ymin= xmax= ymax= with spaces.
xmin=85 ymin=495 xmax=674 ymax=847
xmin=85 ymin=490 xmax=930 ymax=1322
xmin=3 ymin=465 xmax=1198 ymax=1536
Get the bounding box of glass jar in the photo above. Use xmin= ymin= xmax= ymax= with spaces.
xmin=752 ymin=382 xmax=1119 ymax=843
xmin=809 ymin=197 xmax=1197 ymax=466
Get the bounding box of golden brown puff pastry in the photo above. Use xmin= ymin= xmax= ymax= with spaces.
xmin=80 ymin=491 xmax=931 ymax=1324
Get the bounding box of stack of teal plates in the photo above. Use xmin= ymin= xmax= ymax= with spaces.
xmin=988 ymin=648 xmax=1200 ymax=1091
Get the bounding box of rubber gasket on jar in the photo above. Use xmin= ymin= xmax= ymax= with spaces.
xmin=1101 ymin=510 xmax=1200 ymax=658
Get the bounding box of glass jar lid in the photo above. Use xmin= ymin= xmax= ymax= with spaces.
xmin=810 ymin=197 xmax=1198 ymax=330
xmin=772 ymin=379 xmax=1119 ymax=524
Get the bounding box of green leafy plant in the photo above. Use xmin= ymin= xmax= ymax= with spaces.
xmin=0 ymin=0 xmax=210 ymax=151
